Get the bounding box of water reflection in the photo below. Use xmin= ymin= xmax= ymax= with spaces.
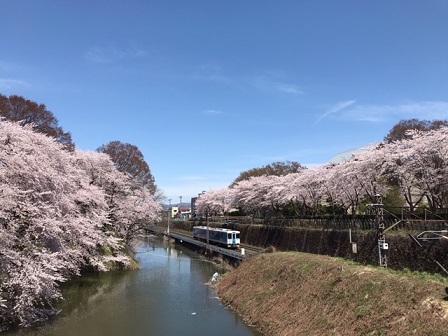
xmin=6 ymin=237 xmax=259 ymax=336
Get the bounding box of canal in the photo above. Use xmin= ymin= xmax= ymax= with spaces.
xmin=5 ymin=237 xmax=260 ymax=336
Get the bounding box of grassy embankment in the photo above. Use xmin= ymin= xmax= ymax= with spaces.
xmin=217 ymin=252 xmax=448 ymax=336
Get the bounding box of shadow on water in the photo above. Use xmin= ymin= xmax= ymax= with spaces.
xmin=4 ymin=236 xmax=261 ymax=336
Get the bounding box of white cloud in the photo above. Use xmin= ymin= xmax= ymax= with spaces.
xmin=0 ymin=78 xmax=29 ymax=90
xmin=192 ymin=67 xmax=303 ymax=96
xmin=314 ymin=100 xmax=357 ymax=125
xmin=340 ymin=101 xmax=448 ymax=122
xmin=202 ymin=109 xmax=223 ymax=115
xmin=193 ymin=63 xmax=232 ymax=84
xmin=0 ymin=60 xmax=29 ymax=90
xmin=275 ymin=82 xmax=304 ymax=95
xmin=84 ymin=46 xmax=147 ymax=63
xmin=313 ymin=100 xmax=448 ymax=125
xmin=251 ymin=74 xmax=304 ymax=96
xmin=84 ymin=47 xmax=110 ymax=63
xmin=0 ymin=60 xmax=16 ymax=72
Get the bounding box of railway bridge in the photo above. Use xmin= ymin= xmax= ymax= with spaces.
xmin=167 ymin=232 xmax=248 ymax=260
xmin=147 ymin=226 xmax=260 ymax=262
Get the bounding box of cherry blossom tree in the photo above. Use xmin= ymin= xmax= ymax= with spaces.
xmin=0 ymin=120 xmax=161 ymax=330
xmin=288 ymin=168 xmax=325 ymax=216
xmin=316 ymin=164 xmax=351 ymax=215
xmin=400 ymin=127 xmax=448 ymax=211
xmin=276 ymin=173 xmax=305 ymax=216
xmin=0 ymin=121 xmax=90 ymax=327
xmin=231 ymin=177 xmax=272 ymax=217
xmin=331 ymin=161 xmax=366 ymax=214
xmin=195 ymin=189 xmax=233 ymax=217
xmin=381 ymin=138 xmax=426 ymax=212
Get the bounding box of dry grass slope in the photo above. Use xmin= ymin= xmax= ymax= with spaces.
xmin=217 ymin=252 xmax=448 ymax=336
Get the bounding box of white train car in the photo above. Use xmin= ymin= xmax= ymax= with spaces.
xmin=192 ymin=226 xmax=240 ymax=248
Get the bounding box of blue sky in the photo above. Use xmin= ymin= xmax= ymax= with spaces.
xmin=2 ymin=1 xmax=448 ymax=203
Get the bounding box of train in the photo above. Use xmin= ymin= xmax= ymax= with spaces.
xmin=192 ymin=226 xmax=240 ymax=248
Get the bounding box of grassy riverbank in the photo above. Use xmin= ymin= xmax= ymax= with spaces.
xmin=217 ymin=252 xmax=448 ymax=336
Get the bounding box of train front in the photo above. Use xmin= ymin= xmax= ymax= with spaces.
xmin=228 ymin=230 xmax=240 ymax=248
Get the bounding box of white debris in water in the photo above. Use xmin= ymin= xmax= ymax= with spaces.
xmin=191 ymin=312 xmax=197 ymax=315
xmin=211 ymin=272 xmax=220 ymax=282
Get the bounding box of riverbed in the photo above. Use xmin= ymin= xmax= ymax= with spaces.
xmin=5 ymin=237 xmax=260 ymax=336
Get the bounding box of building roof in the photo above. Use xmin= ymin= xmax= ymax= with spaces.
xmin=328 ymin=143 xmax=379 ymax=164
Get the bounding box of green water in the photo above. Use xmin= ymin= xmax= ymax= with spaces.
xmin=5 ymin=238 xmax=260 ymax=336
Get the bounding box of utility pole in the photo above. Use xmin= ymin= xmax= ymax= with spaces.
xmin=206 ymin=211 xmax=210 ymax=251
xmin=374 ymin=194 xmax=388 ymax=267
xmin=198 ymin=191 xmax=209 ymax=251
xmin=179 ymin=196 xmax=182 ymax=219
xmin=167 ymin=199 xmax=171 ymax=235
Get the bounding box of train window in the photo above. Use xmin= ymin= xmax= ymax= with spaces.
xmin=236 ymin=233 xmax=240 ymax=239
xmin=227 ymin=233 xmax=232 ymax=239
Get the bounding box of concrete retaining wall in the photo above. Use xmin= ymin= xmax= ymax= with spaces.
xmin=166 ymin=220 xmax=448 ymax=274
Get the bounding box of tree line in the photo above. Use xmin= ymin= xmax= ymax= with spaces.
xmin=196 ymin=121 xmax=448 ymax=219
xmin=0 ymin=96 xmax=161 ymax=330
